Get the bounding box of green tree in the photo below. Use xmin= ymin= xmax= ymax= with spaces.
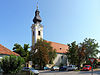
xmin=1 ymin=55 xmax=24 ymax=74
xmin=77 ymin=44 xmax=86 ymax=69
xmin=66 ymin=41 xmax=79 ymax=65
xmin=31 ymin=39 xmax=57 ymax=69
xmin=13 ymin=43 xmax=30 ymax=62
xmin=80 ymin=38 xmax=99 ymax=63
xmin=66 ymin=38 xmax=100 ymax=70
xmin=48 ymin=49 xmax=57 ymax=64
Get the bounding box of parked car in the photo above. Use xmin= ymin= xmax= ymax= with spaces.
xmin=22 ymin=67 xmax=39 ymax=75
xmin=44 ymin=67 xmax=50 ymax=70
xmin=59 ymin=66 xmax=67 ymax=71
xmin=67 ymin=65 xmax=77 ymax=71
xmin=51 ymin=66 xmax=59 ymax=71
xmin=82 ymin=65 xmax=92 ymax=71
xmin=0 ymin=68 xmax=3 ymax=73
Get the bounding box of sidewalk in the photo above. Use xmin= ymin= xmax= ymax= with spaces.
xmin=93 ymin=68 xmax=100 ymax=71
xmin=39 ymin=70 xmax=50 ymax=72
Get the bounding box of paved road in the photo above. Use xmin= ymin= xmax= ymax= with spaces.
xmin=39 ymin=70 xmax=100 ymax=75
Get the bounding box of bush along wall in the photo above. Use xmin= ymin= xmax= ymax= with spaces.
xmin=1 ymin=55 xmax=25 ymax=74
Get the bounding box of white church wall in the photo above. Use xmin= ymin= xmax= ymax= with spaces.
xmin=0 ymin=54 xmax=9 ymax=61
xmin=53 ymin=53 xmax=67 ymax=66
xmin=31 ymin=24 xmax=43 ymax=46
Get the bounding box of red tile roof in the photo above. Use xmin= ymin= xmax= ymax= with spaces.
xmin=0 ymin=44 xmax=19 ymax=56
xmin=47 ymin=41 xmax=69 ymax=53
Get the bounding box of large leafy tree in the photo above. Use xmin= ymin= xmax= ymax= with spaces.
xmin=66 ymin=41 xmax=86 ymax=69
xmin=13 ymin=43 xmax=30 ymax=62
xmin=77 ymin=44 xmax=86 ymax=69
xmin=66 ymin=41 xmax=78 ymax=65
xmin=31 ymin=39 xmax=57 ymax=69
xmin=80 ymin=38 xmax=100 ymax=62
xmin=66 ymin=38 xmax=99 ymax=69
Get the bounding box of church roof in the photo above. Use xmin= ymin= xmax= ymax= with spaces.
xmin=0 ymin=44 xmax=19 ymax=56
xmin=47 ymin=41 xmax=69 ymax=53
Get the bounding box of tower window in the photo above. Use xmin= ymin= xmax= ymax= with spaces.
xmin=33 ymin=31 xmax=34 ymax=36
xmin=38 ymin=31 xmax=41 ymax=35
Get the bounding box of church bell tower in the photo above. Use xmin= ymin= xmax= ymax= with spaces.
xmin=31 ymin=7 xmax=43 ymax=47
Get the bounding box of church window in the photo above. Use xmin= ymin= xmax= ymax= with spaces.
xmin=61 ymin=56 xmax=63 ymax=59
xmin=38 ymin=31 xmax=41 ymax=35
xmin=33 ymin=31 xmax=34 ymax=36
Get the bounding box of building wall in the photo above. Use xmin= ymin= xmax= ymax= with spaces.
xmin=0 ymin=54 xmax=9 ymax=61
xmin=26 ymin=61 xmax=32 ymax=68
xmin=53 ymin=53 xmax=67 ymax=66
xmin=31 ymin=24 xmax=43 ymax=46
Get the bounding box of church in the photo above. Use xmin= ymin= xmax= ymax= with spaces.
xmin=31 ymin=6 xmax=69 ymax=67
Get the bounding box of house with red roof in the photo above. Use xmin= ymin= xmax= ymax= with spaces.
xmin=0 ymin=44 xmax=19 ymax=60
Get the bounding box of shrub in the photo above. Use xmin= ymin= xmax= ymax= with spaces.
xmin=1 ymin=55 xmax=25 ymax=74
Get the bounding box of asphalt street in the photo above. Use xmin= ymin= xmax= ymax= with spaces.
xmin=39 ymin=70 xmax=100 ymax=75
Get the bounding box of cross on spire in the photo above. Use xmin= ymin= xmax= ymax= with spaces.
xmin=37 ymin=0 xmax=38 ymax=9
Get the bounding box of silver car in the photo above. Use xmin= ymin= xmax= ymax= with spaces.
xmin=22 ymin=67 xmax=39 ymax=75
xmin=51 ymin=66 xmax=59 ymax=71
xmin=67 ymin=65 xmax=77 ymax=71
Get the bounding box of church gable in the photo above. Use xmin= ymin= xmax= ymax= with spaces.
xmin=47 ymin=41 xmax=69 ymax=53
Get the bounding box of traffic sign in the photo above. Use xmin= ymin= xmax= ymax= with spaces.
xmin=89 ymin=58 xmax=96 ymax=64
xmin=89 ymin=58 xmax=96 ymax=75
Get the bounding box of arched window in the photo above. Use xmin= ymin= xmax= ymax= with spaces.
xmin=38 ymin=31 xmax=41 ymax=35
xmin=61 ymin=56 xmax=63 ymax=59
xmin=33 ymin=31 xmax=34 ymax=36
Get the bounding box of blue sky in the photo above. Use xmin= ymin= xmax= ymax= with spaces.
xmin=0 ymin=0 xmax=100 ymax=56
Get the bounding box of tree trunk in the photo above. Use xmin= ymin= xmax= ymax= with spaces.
xmin=78 ymin=58 xmax=80 ymax=70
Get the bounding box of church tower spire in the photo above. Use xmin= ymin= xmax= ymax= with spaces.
xmin=33 ymin=6 xmax=42 ymax=24
xmin=31 ymin=3 xmax=43 ymax=47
